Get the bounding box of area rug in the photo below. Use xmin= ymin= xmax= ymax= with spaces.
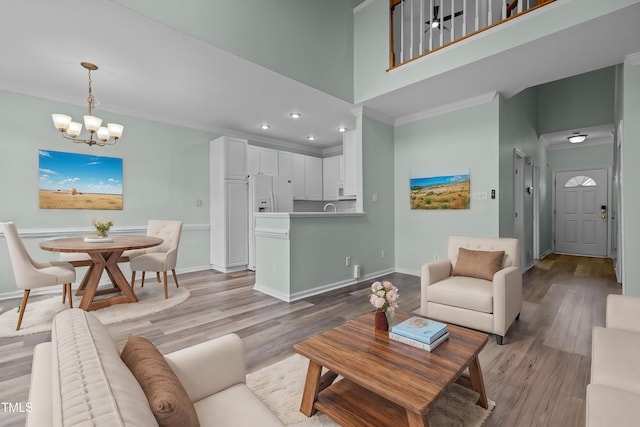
xmin=247 ymin=353 xmax=495 ymax=427
xmin=0 ymin=285 xmax=190 ymax=337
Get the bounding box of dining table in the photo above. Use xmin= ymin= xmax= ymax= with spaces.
xmin=40 ymin=235 xmax=163 ymax=311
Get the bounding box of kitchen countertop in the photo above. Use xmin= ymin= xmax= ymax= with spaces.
xmin=254 ymin=212 xmax=366 ymax=218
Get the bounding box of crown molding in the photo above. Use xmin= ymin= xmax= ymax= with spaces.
xmin=351 ymin=105 xmax=395 ymax=126
xmin=395 ymin=92 xmax=498 ymax=126
xmin=625 ymin=51 xmax=640 ymax=66
xmin=353 ymin=0 xmax=375 ymax=14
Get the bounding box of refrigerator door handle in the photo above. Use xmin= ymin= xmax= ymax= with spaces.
xmin=270 ymin=190 xmax=276 ymax=212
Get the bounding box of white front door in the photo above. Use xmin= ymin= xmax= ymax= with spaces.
xmin=555 ymin=169 xmax=608 ymax=257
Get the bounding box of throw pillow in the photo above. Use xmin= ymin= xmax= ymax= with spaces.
xmin=121 ymin=335 xmax=200 ymax=427
xmin=452 ymin=247 xmax=505 ymax=281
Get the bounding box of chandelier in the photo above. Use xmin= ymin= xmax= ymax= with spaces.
xmin=51 ymin=62 xmax=124 ymax=146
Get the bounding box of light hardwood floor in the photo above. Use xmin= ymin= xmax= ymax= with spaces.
xmin=0 ymin=254 xmax=620 ymax=426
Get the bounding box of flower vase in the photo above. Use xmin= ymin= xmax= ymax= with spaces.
xmin=374 ymin=310 xmax=389 ymax=331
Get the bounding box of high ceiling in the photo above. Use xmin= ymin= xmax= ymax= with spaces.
xmin=0 ymin=1 xmax=638 ymax=150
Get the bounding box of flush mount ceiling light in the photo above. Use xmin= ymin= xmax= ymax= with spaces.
xmin=259 ymin=124 xmax=270 ymax=130
xmin=567 ymin=133 xmax=587 ymax=144
xmin=289 ymin=112 xmax=301 ymax=119
xmin=51 ymin=62 xmax=124 ymax=147
xmin=306 ymin=135 xmax=317 ymax=141
xmin=338 ymin=127 xmax=347 ymax=133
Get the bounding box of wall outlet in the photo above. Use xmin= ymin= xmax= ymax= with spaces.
xmin=345 ymin=256 xmax=351 ymax=266
xmin=434 ymin=254 xmax=439 ymax=261
xmin=372 ymin=193 xmax=378 ymax=202
xmin=381 ymin=250 xmax=385 ymax=258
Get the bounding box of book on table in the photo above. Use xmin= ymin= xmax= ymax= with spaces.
xmin=390 ymin=316 xmax=447 ymax=344
xmin=389 ymin=331 xmax=450 ymax=351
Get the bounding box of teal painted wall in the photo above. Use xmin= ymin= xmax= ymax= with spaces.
xmin=354 ymin=0 xmax=638 ymax=105
xmin=112 ymin=0 xmax=355 ymax=102
xmin=537 ymin=67 xmax=616 ymax=135
xmin=394 ymin=97 xmax=500 ymax=274
xmin=622 ymin=59 xmax=640 ymax=296
xmin=0 ymin=90 xmax=216 ymax=294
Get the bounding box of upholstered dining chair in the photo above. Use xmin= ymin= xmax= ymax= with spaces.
xmin=129 ymin=220 xmax=183 ymax=299
xmin=1 ymin=222 xmax=76 ymax=330
xmin=419 ymin=235 xmax=522 ymax=345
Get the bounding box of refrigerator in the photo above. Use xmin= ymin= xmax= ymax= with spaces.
xmin=248 ymin=174 xmax=294 ymax=270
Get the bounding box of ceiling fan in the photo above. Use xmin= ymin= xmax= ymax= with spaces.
xmin=425 ymin=5 xmax=464 ymax=32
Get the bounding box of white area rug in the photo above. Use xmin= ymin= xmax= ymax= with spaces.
xmin=0 ymin=284 xmax=189 ymax=337
xmin=247 ymin=353 xmax=495 ymax=427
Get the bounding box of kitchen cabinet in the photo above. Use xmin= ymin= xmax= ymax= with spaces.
xmin=278 ymin=150 xmax=293 ymax=181
xmin=292 ymin=153 xmax=322 ymax=200
xmin=210 ymin=136 xmax=248 ymax=272
xmin=247 ymin=145 xmax=278 ymax=176
xmin=343 ymin=130 xmax=357 ymax=197
xmin=323 ymin=155 xmax=342 ymax=201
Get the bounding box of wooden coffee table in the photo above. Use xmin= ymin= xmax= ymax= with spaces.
xmin=293 ymin=311 xmax=488 ymax=427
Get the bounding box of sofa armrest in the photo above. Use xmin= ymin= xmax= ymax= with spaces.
xmin=25 ymin=343 xmax=52 ymax=427
xmin=606 ymin=294 xmax=640 ymax=333
xmin=492 ymin=266 xmax=522 ymax=336
xmin=164 ymin=333 xmax=246 ymax=403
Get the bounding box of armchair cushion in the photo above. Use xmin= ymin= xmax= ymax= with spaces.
xmin=428 ymin=277 xmax=493 ymax=313
xmin=452 ymin=247 xmax=505 ymax=281
xmin=121 ymin=336 xmax=200 ymax=427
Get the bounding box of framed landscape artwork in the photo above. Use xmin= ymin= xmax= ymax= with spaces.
xmin=410 ymin=173 xmax=470 ymax=210
xmin=39 ymin=149 xmax=123 ymax=210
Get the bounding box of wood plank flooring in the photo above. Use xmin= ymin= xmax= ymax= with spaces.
xmin=0 ymin=254 xmax=620 ymax=426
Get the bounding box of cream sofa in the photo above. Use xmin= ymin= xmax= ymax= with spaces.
xmin=27 ymin=309 xmax=284 ymax=427
xmin=419 ymin=236 xmax=522 ymax=345
xmin=587 ymin=294 xmax=640 ymax=426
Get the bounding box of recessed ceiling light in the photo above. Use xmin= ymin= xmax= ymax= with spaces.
xmin=338 ymin=127 xmax=347 ymax=133
xmin=306 ymin=136 xmax=317 ymax=141
xmin=259 ymin=124 xmax=270 ymax=130
xmin=567 ymin=133 xmax=587 ymax=144
xmin=290 ymin=112 xmax=301 ymax=119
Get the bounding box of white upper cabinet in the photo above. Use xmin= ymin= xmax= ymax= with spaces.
xmin=247 ymin=145 xmax=278 ymax=176
xmin=323 ymin=155 xmax=340 ymax=201
xmin=278 ymin=151 xmax=293 ymax=181
xmin=343 ymin=130 xmax=357 ymax=197
xmin=292 ymin=153 xmax=322 ymax=200
xmin=212 ymin=136 xmax=247 ymax=180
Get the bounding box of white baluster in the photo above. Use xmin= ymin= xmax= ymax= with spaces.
xmin=410 ymin=0 xmax=414 ymax=59
xmin=502 ymin=0 xmax=507 ymax=20
xmin=400 ymin=0 xmax=404 ymax=63
xmin=419 ymin=0 xmax=424 ymax=54
xmin=451 ymin=0 xmax=455 ymax=41
xmin=429 ymin=0 xmax=434 ymax=51
xmin=462 ymin=0 xmax=467 ymax=36
xmin=440 ymin=0 xmax=444 ymax=47
xmin=475 ymin=0 xmax=480 ymax=31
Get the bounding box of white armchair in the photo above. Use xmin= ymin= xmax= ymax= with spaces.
xmin=419 ymin=236 xmax=522 ymax=345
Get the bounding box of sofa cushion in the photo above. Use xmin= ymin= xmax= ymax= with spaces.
xmin=51 ymin=309 xmax=157 ymax=427
xmin=428 ymin=276 xmax=494 ymax=314
xmin=121 ymin=335 xmax=200 ymax=427
xmin=591 ymin=326 xmax=640 ymax=394
xmin=193 ymin=383 xmax=284 ymax=427
xmin=586 ymin=384 xmax=640 ymax=427
xmin=453 ymin=247 xmax=505 ymax=281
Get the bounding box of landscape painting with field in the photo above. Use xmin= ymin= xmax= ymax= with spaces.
xmin=410 ymin=173 xmax=470 ymax=210
xmin=39 ymin=150 xmax=123 ymax=210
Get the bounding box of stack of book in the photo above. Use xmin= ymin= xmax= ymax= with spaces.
xmin=389 ymin=316 xmax=449 ymax=351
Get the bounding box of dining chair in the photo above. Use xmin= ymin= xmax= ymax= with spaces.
xmin=129 ymin=220 xmax=183 ymax=299
xmin=1 ymin=222 xmax=76 ymax=330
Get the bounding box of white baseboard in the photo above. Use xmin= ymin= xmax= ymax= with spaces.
xmin=254 ymin=268 xmax=396 ymax=303
xmin=0 ymin=264 xmax=213 ymax=301
xmin=393 ymin=267 xmax=420 ymax=277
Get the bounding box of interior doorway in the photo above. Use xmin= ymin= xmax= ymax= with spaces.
xmin=554 ymin=168 xmax=609 ymax=257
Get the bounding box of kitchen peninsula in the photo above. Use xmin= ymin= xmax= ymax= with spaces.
xmin=253 ymin=211 xmax=393 ymax=302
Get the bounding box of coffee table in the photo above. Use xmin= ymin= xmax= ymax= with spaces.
xmin=293 ymin=311 xmax=488 ymax=427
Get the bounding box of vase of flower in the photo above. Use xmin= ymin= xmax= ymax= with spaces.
xmin=375 ymin=310 xmax=389 ymax=331
xmin=369 ymin=280 xmax=399 ymax=331
xmin=93 ymin=219 xmax=113 ymax=238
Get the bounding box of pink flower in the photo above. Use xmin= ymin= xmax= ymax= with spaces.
xmin=368 ymin=280 xmax=399 ymax=313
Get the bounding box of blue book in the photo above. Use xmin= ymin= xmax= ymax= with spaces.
xmin=391 ymin=316 xmax=448 ymax=344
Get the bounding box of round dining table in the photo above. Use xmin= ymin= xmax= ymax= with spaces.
xmin=40 ymin=235 xmax=163 ymax=311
